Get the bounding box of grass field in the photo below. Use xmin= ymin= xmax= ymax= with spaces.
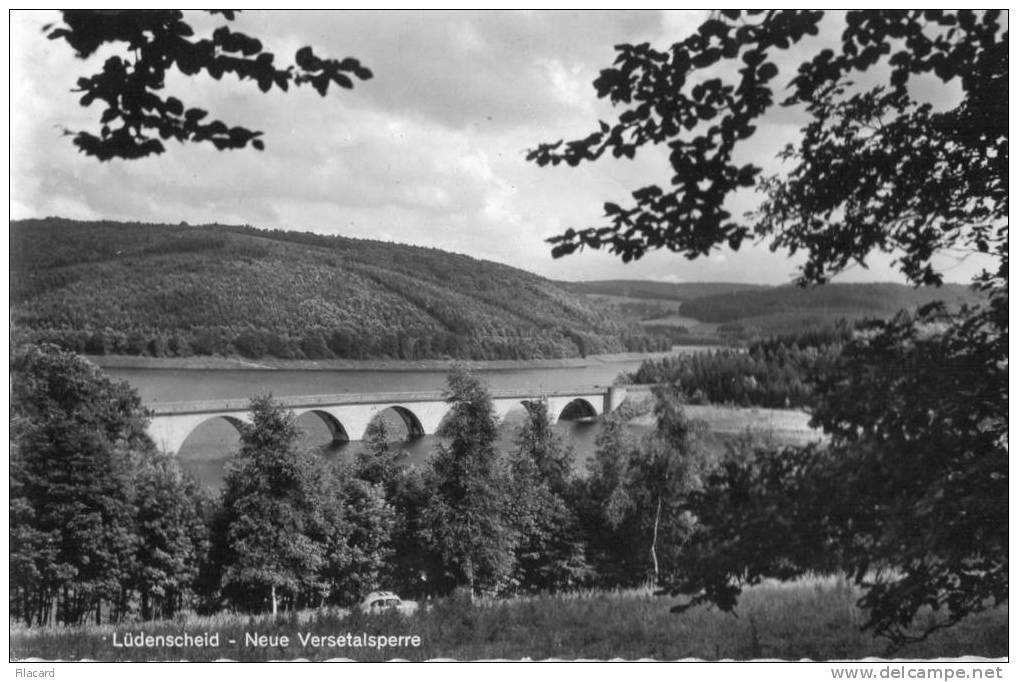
xmin=639 ymin=314 xmax=719 ymax=332
xmin=622 ymin=393 xmax=823 ymax=445
xmin=683 ymin=404 xmax=821 ymax=443
xmin=10 ymin=579 xmax=1006 ymax=661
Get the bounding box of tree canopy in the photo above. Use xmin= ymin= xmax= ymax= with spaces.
xmin=213 ymin=395 xmax=393 ymax=614
xmin=45 ymin=10 xmax=372 ymax=160
xmin=215 ymin=395 xmax=329 ymax=614
xmin=423 ymin=368 xmax=518 ymax=595
xmin=10 ymin=344 xmax=206 ymax=625
xmin=528 ymin=10 xmax=1006 ymax=291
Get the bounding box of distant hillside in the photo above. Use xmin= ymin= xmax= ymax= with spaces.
xmin=563 ymin=278 xmax=984 ymax=343
xmin=681 ymin=282 xmax=982 ymax=325
xmin=558 ymin=279 xmax=765 ymax=301
xmin=10 ymin=218 xmax=662 ymax=361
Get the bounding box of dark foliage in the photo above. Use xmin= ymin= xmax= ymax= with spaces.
xmin=667 ymin=441 xmax=840 ymax=613
xmin=528 ymin=10 xmax=1005 ymax=292
xmin=10 ymin=344 xmax=206 ymax=625
xmin=673 ymin=301 xmax=1007 ymax=646
xmin=809 ymin=299 xmax=1007 ymax=644
xmin=45 ymin=10 xmax=371 ymax=160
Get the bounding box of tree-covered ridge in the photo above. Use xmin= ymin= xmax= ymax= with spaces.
xmin=680 ymin=282 xmax=981 ymax=324
xmin=11 ymin=218 xmax=659 ymax=360
xmin=562 ymin=278 xmax=981 ymax=343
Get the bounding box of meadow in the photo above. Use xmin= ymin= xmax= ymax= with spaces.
xmin=11 ymin=578 xmax=1006 ymax=662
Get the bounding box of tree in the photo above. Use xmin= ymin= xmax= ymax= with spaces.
xmin=572 ymin=405 xmax=645 ymax=586
xmin=630 ymin=386 xmax=707 ymax=586
xmin=130 ymin=450 xmax=209 ymax=620
xmin=529 ymin=9 xmax=1006 ymax=642
xmin=509 ymin=400 xmax=590 ymax=592
xmin=353 ymin=418 xmax=441 ymax=595
xmin=528 ymin=10 xmax=1005 ymax=292
xmin=10 ymin=343 xmax=213 ymax=625
xmin=381 ymin=464 xmax=446 ymax=598
xmin=10 ymin=344 xmax=146 ymax=625
xmin=807 ymin=301 xmax=1007 ymax=643
xmin=669 ymin=441 xmax=837 ymax=614
xmin=215 ymin=395 xmax=329 ymax=614
xmin=355 ymin=418 xmax=410 ymax=491
xmin=44 ymin=10 xmax=372 ymax=160
xmin=514 ymin=399 xmax=575 ymax=495
xmin=572 ymin=391 xmax=707 ymax=588
xmin=317 ymin=468 xmax=394 ymax=607
xmin=421 ymin=367 xmax=518 ymax=595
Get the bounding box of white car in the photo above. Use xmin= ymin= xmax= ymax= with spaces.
xmin=358 ymin=591 xmax=419 ymax=615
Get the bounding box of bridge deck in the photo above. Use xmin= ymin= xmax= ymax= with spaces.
xmin=147 ymin=385 xmax=613 ymax=415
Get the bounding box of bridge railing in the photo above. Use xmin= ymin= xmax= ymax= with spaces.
xmin=147 ymin=385 xmax=619 ymax=415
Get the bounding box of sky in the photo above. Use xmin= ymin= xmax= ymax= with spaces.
xmin=9 ymin=10 xmax=987 ymax=285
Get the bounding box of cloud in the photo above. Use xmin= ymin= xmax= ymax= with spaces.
xmin=10 ymin=10 xmax=981 ymax=287
xmin=228 ymin=10 xmax=664 ymax=131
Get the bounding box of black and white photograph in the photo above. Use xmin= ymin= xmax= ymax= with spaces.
xmin=8 ymin=9 xmax=1007 ymax=669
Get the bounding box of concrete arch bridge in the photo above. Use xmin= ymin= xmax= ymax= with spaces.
xmin=147 ymin=385 xmax=628 ymax=455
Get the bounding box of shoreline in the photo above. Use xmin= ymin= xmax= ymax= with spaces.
xmin=87 ymin=347 xmax=720 ymax=373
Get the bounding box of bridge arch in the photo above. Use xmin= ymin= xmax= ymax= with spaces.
xmin=369 ymin=405 xmax=426 ymax=440
xmin=178 ymin=414 xmax=247 ymax=447
xmin=170 ymin=414 xmax=250 ymax=490
xmin=296 ymin=409 xmax=350 ymax=443
xmin=555 ymin=398 xmax=599 ymax=422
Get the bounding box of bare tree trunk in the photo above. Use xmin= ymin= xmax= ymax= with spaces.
xmin=650 ymin=495 xmax=663 ymax=587
xmin=271 ymin=584 xmax=277 ymax=616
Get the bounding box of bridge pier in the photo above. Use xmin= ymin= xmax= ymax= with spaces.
xmin=606 ymin=386 xmax=627 ymax=413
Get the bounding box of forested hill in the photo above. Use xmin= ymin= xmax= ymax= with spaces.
xmin=10 ymin=218 xmax=657 ymax=361
xmin=680 ymin=282 xmax=983 ymax=324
